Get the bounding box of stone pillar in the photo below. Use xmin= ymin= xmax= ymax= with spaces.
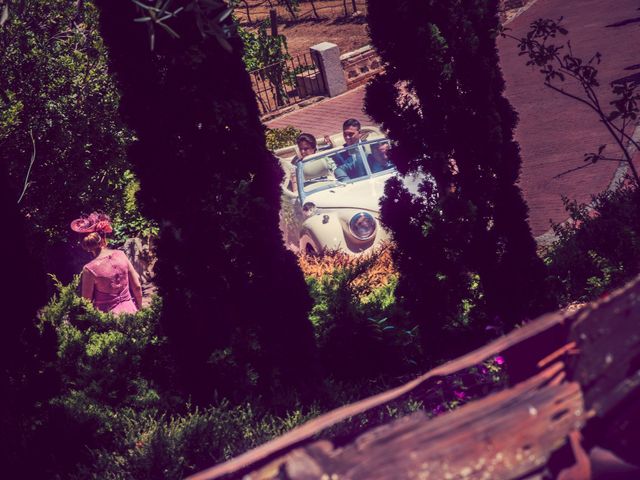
xmin=311 ymin=42 xmax=347 ymax=98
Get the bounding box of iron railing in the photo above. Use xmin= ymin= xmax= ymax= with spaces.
xmin=249 ymin=52 xmax=326 ymax=115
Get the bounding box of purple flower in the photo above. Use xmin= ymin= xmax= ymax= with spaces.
xmin=453 ymin=390 xmax=466 ymax=400
xmin=494 ymin=355 xmax=505 ymax=365
xmin=431 ymin=404 xmax=445 ymax=416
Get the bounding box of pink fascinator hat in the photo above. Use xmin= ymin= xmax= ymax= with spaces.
xmin=70 ymin=212 xmax=113 ymax=234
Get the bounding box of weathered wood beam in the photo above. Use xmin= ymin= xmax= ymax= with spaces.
xmin=187 ymin=309 xmax=575 ymax=480
xmin=188 ymin=276 xmax=640 ymax=480
xmin=244 ymin=363 xmax=586 ymax=480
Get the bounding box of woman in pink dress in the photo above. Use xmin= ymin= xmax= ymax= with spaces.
xmin=70 ymin=213 xmax=142 ymax=314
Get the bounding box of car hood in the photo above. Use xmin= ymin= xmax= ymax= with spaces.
xmin=306 ymin=174 xmax=393 ymax=212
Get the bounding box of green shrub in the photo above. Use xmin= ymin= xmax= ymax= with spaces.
xmin=71 ymin=403 xmax=319 ymax=480
xmin=95 ymin=0 xmax=319 ymax=404
xmin=265 ymin=126 xmax=302 ymax=151
xmin=28 ymin=279 xmax=320 ymax=479
xmin=111 ymin=170 xmax=159 ymax=247
xmin=41 ymin=277 xmax=173 ymax=413
xmin=1 ymin=0 xmax=132 ymax=248
xmin=545 ymin=183 xmax=640 ymax=303
xmin=307 ymin=253 xmax=420 ymax=379
xmin=22 ymin=275 xmax=509 ymax=478
xmin=31 ymin=277 xmax=177 ymax=477
xmin=367 ymin=0 xmax=554 ymax=366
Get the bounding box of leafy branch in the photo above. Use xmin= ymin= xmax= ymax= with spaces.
xmin=129 ymin=0 xmax=233 ymax=51
xmin=17 ymin=129 xmax=36 ymax=204
xmin=238 ymin=18 xmax=292 ymax=108
xmin=501 ymin=17 xmax=640 ymax=186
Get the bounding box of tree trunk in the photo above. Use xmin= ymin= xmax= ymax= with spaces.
xmin=310 ymin=0 xmax=319 ymax=19
xmin=270 ymin=9 xmax=278 ymax=36
xmin=282 ymin=0 xmax=296 ymax=20
xmin=243 ymin=0 xmax=251 ymax=23
xmin=93 ymin=0 xmax=319 ymax=403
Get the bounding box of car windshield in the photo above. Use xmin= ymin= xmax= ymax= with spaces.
xmin=296 ymin=140 xmax=395 ymax=198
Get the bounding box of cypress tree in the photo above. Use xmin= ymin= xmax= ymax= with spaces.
xmin=0 ymin=162 xmax=51 ymax=476
xmin=366 ymin=0 xmax=555 ymax=362
xmin=94 ymin=1 xmax=317 ymax=401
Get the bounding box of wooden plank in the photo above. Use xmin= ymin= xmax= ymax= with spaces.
xmin=567 ymin=278 xmax=640 ymax=465
xmin=324 ymin=384 xmax=584 ymax=480
xmin=246 ymin=364 xmax=585 ymax=480
xmin=186 ymin=310 xmax=574 ymax=480
xmin=189 ymin=277 xmax=640 ymax=480
xmin=568 ymin=278 xmax=640 ymax=417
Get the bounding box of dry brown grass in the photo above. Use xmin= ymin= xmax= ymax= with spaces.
xmin=298 ymin=242 xmax=397 ymax=290
xmin=235 ymin=1 xmax=371 ymax=57
xmin=234 ymin=0 xmax=368 ymax=24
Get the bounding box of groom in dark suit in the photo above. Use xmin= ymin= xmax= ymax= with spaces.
xmin=334 ymin=118 xmax=367 ymax=181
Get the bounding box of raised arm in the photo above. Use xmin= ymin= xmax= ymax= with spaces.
xmin=290 ymin=163 xmax=298 ymax=193
xmin=126 ymin=258 xmax=143 ymax=309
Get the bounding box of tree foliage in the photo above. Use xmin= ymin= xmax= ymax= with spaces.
xmin=238 ymin=18 xmax=290 ymax=72
xmin=237 ymin=18 xmax=293 ymax=107
xmin=0 ymin=0 xmax=134 ymax=280
xmin=0 ymin=157 xmax=51 ymax=478
xmin=265 ymin=125 xmax=302 ymax=150
xmin=94 ymin=0 xmax=318 ymax=402
xmin=365 ymin=0 xmax=555 ymax=363
xmin=545 ymin=184 xmax=640 ymax=304
xmin=278 ymin=0 xmax=300 ymax=20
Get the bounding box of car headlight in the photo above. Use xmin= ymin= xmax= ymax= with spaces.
xmin=302 ymin=202 xmax=317 ymax=217
xmin=349 ymin=212 xmax=376 ymax=240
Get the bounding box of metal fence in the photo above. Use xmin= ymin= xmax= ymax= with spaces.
xmin=249 ymin=52 xmax=326 ymax=115
xmin=234 ymin=0 xmax=367 ymax=24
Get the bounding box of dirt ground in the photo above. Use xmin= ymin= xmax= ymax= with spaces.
xmin=279 ymin=16 xmax=370 ymax=56
xmin=236 ymin=0 xmax=371 ymax=56
xmin=235 ymin=0 xmax=529 ymax=57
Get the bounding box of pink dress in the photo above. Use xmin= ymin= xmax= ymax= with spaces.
xmin=83 ymin=250 xmax=138 ymax=314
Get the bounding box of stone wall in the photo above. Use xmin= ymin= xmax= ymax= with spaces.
xmin=340 ymin=45 xmax=383 ymax=90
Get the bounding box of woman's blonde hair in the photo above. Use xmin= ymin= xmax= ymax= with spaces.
xmin=81 ymin=232 xmax=107 ymax=252
xmin=71 ymin=212 xmax=112 ymax=253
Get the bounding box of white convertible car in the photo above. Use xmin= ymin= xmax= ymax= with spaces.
xmin=278 ymin=130 xmax=396 ymax=255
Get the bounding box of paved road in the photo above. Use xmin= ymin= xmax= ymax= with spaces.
xmin=266 ymin=0 xmax=640 ymax=236
xmin=266 ymin=85 xmax=373 ymax=136
xmin=499 ymin=0 xmax=640 ymax=235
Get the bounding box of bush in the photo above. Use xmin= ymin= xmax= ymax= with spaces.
xmin=0 ymin=1 xmax=160 ymax=287
xmin=545 ymin=183 xmax=640 ymax=303
xmin=18 ymin=275 xmax=510 ymax=478
xmin=25 ymin=278 xmax=320 ymax=479
xmin=0 ymin=1 xmax=132 ymax=248
xmin=71 ymin=403 xmax=318 ymax=480
xmin=366 ymin=0 xmax=554 ymax=365
xmin=110 ymin=170 xmax=159 ymax=247
xmin=302 ymin=246 xmax=421 ymax=379
xmin=30 ymin=277 xmax=177 ymax=477
xmin=265 ymin=126 xmax=302 ymax=151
